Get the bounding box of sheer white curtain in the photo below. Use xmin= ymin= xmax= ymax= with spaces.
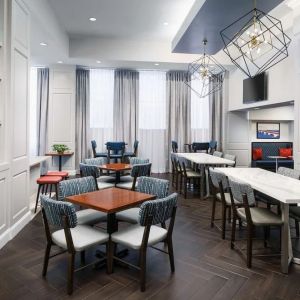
xmin=90 ymin=69 xmax=114 ymax=152
xmin=29 ymin=67 xmax=38 ymax=156
xmin=191 ymin=79 xmax=210 ymax=142
xmin=138 ymin=71 xmax=167 ymax=173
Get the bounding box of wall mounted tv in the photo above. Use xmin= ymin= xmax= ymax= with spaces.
xmin=243 ymin=72 xmax=267 ymax=103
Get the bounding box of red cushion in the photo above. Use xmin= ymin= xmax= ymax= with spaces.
xmin=46 ymin=171 xmax=69 ymax=177
xmin=252 ymin=148 xmax=263 ymax=160
xmin=37 ymin=176 xmax=63 ymax=184
xmin=279 ymin=148 xmax=292 ymax=158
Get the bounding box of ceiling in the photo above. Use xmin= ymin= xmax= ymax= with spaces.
xmin=172 ymin=0 xmax=286 ymax=55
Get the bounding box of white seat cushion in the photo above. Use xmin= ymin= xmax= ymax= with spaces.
xmin=116 ymin=181 xmax=135 ymax=190
xmin=52 ymin=225 xmax=109 ymax=251
xmin=119 ymin=175 xmax=133 ymax=183
xmin=111 ymin=224 xmax=167 ymax=250
xmin=76 ymin=209 xmax=107 ymax=225
xmin=116 ymin=207 xmax=139 ymax=223
xmin=98 ymin=175 xmax=115 ymax=183
xmin=216 ymin=192 xmax=240 ymax=206
xmin=97 ymin=180 xmax=115 ymax=189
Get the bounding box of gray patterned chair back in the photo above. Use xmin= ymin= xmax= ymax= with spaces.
xmin=84 ymin=157 xmax=107 ymax=165
xmin=224 ymin=154 xmax=236 ymax=162
xmin=139 ymin=193 xmax=177 ymax=226
xmin=278 ymin=167 xmax=300 ymax=180
xmin=228 ymin=177 xmax=256 ymax=206
xmin=58 ymin=176 xmax=97 ymax=201
xmin=41 ymin=195 xmax=77 ymax=228
xmin=80 ymin=163 xmax=100 ymax=178
xmin=129 ymin=157 xmax=150 ymax=165
xmin=131 ymin=163 xmax=152 ymax=178
xmin=137 ymin=176 xmax=169 ymax=199
xmin=213 ymin=151 xmax=223 ymax=158
xmin=209 ymin=168 xmax=229 ymax=189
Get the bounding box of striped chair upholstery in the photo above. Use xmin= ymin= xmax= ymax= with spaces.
xmin=131 ymin=163 xmax=151 ymax=177
xmin=209 ymin=168 xmax=229 ymax=190
xmin=228 ymin=177 xmax=256 ymax=206
xmin=137 ymin=176 xmax=169 ymax=199
xmin=139 ymin=193 xmax=178 ymax=226
xmin=79 ymin=163 xmax=100 ymax=178
xmin=213 ymin=151 xmax=223 ymax=158
xmin=84 ymin=157 xmax=107 ymax=165
xmin=278 ymin=167 xmax=300 ymax=179
xmin=41 ymin=195 xmax=77 ymax=228
xmin=129 ymin=157 xmax=150 ymax=165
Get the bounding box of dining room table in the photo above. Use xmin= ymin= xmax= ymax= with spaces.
xmin=215 ymin=167 xmax=300 ymax=274
xmin=99 ymin=163 xmax=132 ymax=184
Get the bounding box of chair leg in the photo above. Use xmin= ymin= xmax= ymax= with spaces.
xmin=264 ymin=226 xmax=270 ymax=248
xmin=210 ymin=196 xmax=216 ymax=228
xmin=231 ymin=212 xmax=237 ymax=249
xmin=139 ymin=249 xmax=147 ymax=292
xmin=228 ymin=207 xmax=231 ymax=224
xmin=295 ymin=219 xmax=300 ymax=237
xmin=107 ymin=241 xmax=115 ymax=274
xmin=67 ymin=253 xmax=75 ymax=295
xmin=49 ymin=184 xmax=52 ymax=198
xmin=167 ymin=238 xmax=175 ymax=272
xmin=184 ymin=177 xmax=187 ymax=198
xmin=55 ymin=184 xmax=59 ymax=200
xmin=42 ymin=243 xmax=51 ymax=277
xmin=221 ymin=204 xmax=226 ymax=239
xmin=246 ymin=225 xmax=253 ymax=268
xmin=80 ymin=251 xmax=85 ymax=265
xmin=34 ymin=184 xmax=42 ymax=213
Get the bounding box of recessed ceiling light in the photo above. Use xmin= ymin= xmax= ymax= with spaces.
xmin=96 ymin=60 xmax=101 ymax=64
xmin=89 ymin=17 xmax=97 ymax=22
xmin=154 ymin=63 xmax=159 ymax=66
xmin=39 ymin=42 xmax=47 ymax=46
xmin=57 ymin=61 xmax=63 ymax=64
xmin=163 ymin=22 xmax=169 ymax=26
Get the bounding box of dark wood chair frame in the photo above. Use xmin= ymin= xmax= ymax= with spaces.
xmin=41 ymin=208 xmax=107 ymax=295
xmin=107 ymin=207 xmax=177 ymax=292
xmin=35 ymin=181 xmax=60 ymax=213
xmin=107 ymin=145 xmax=125 ymax=163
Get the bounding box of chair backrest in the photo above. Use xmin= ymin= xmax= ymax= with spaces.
xmin=91 ymin=140 xmax=97 ymax=157
xmin=171 ymin=140 xmax=178 ymax=153
xmin=213 ymin=151 xmax=223 ymax=158
xmin=137 ymin=176 xmax=169 ymax=199
xmin=133 ymin=140 xmax=139 ymax=155
xmin=278 ymin=167 xmax=300 ymax=180
xmin=209 ymin=168 xmax=229 ymax=190
xmin=84 ymin=157 xmax=107 ymax=165
xmin=139 ymin=193 xmax=178 ymax=226
xmin=224 ymin=154 xmax=236 ymax=166
xmin=41 ymin=195 xmax=77 ymax=228
xmin=130 ymin=157 xmax=150 ymax=165
xmin=58 ymin=176 xmax=98 ymax=200
xmin=106 ymin=142 xmax=126 ymax=151
xmin=192 ymin=142 xmax=209 ymax=153
xmin=209 ymin=140 xmax=217 ymax=151
xmin=228 ymin=177 xmax=256 ymax=206
xmin=79 ymin=163 xmax=100 ymax=178
xmin=131 ymin=163 xmax=152 ymax=178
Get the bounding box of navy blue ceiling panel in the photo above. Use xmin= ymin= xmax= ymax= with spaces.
xmin=173 ymin=0 xmax=284 ymax=55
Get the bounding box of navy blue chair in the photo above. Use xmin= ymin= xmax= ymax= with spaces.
xmin=192 ymin=142 xmax=209 ymax=153
xmin=124 ymin=140 xmax=139 ymax=159
xmin=209 ymin=140 xmax=217 ymax=154
xmin=171 ymin=141 xmax=178 ymax=153
xmin=106 ymin=142 xmax=126 ymax=163
xmin=91 ymin=140 xmax=107 ymax=158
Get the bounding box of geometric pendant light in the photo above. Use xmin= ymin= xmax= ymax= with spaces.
xmin=185 ymin=39 xmax=226 ymax=98
xmin=220 ymin=0 xmax=291 ymax=78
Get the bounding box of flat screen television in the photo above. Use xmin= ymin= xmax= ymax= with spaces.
xmin=243 ymin=72 xmax=267 ymax=103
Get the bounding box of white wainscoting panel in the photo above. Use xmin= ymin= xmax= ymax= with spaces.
xmin=0 ymin=171 xmax=8 ymax=236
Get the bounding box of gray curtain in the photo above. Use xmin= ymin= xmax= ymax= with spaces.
xmin=113 ymin=69 xmax=139 ymax=148
xmin=209 ymin=73 xmax=225 ymax=151
xmin=166 ymin=71 xmax=191 ymax=169
xmin=36 ymin=68 xmax=49 ymax=156
xmin=76 ymin=69 xmax=90 ymax=168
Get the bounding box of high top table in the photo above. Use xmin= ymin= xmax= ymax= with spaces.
xmin=176 ymin=153 xmax=235 ymax=199
xmin=215 ymin=167 xmax=300 ymax=274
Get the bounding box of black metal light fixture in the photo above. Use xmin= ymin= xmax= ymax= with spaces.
xmin=220 ymin=0 xmax=291 ymax=78
xmin=185 ymin=39 xmax=226 ymax=98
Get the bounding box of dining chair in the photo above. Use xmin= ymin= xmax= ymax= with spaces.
xmin=40 ymin=195 xmax=109 ymax=295
xmin=170 ymin=153 xmax=178 ymax=188
xmin=209 ymin=168 xmax=240 ymax=239
xmin=58 ymin=176 xmax=107 ymax=226
xmin=228 ymin=178 xmax=283 ymax=268
xmin=84 ymin=157 xmax=115 ymax=182
xmin=124 ymin=140 xmax=139 ymax=159
xmin=106 ymin=142 xmax=126 ymax=163
xmin=208 ymin=140 xmax=217 ymax=154
xmin=224 ymin=153 xmax=237 ymax=167
xmin=108 ymin=193 xmax=178 ymax=292
xmin=192 ymin=142 xmax=209 ymax=153
xmin=116 ymin=176 xmax=170 ymax=224
xmin=213 ymin=151 xmax=223 ymax=158
xmin=171 ymin=140 xmax=178 ymax=153
xmin=116 ymin=163 xmax=152 ymax=190
xmin=91 ymin=140 xmax=107 ymax=158
xmin=79 ymin=163 xmax=115 ymax=190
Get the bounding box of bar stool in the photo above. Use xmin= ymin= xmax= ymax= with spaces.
xmin=46 ymin=171 xmax=69 ymax=179
xmin=34 ymin=176 xmax=63 ymax=213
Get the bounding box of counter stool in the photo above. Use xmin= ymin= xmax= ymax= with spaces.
xmin=34 ymin=176 xmax=63 ymax=213
xmin=46 ymin=171 xmax=69 ymax=179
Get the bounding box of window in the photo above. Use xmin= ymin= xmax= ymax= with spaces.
xmin=139 ymin=71 xmax=166 ymax=129
xmin=90 ymin=69 xmax=114 ymax=128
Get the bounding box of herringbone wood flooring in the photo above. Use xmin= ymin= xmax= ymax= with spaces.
xmin=1 ymin=173 xmax=300 ymax=299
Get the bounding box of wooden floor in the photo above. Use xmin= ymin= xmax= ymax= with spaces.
xmin=1 ymin=174 xmax=300 ymax=299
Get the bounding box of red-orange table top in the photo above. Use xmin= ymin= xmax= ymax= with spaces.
xmin=66 ymin=187 xmax=155 ymax=214
xmin=99 ymin=163 xmax=131 ymax=172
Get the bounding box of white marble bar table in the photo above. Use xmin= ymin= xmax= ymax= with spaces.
xmin=176 ymin=153 xmax=235 ymax=199
xmin=216 ymin=167 xmax=300 ymax=274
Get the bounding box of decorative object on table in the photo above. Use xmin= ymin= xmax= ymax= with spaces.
xmin=256 ymin=122 xmax=280 ymax=139
xmin=184 ymin=39 xmax=226 ymax=98
xmin=52 ymin=144 xmax=69 ymax=154
xmin=45 ymin=151 xmax=74 ymax=171
xmin=220 ymin=0 xmax=291 ymax=78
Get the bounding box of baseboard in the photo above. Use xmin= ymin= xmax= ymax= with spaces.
xmin=0 ymin=211 xmax=31 ymax=250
